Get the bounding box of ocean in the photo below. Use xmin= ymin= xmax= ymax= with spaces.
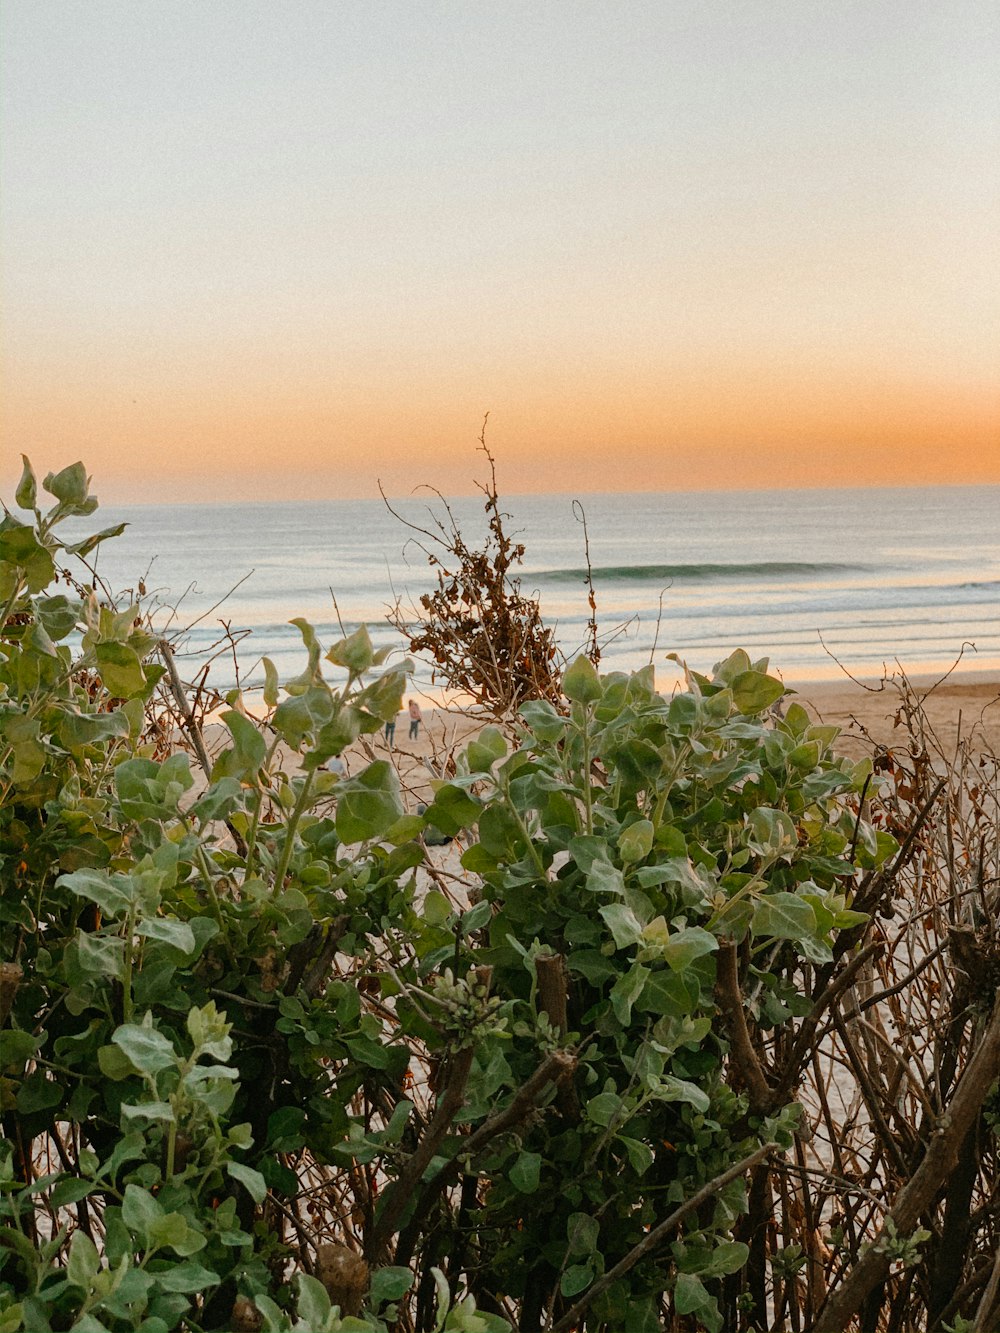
xmin=75 ymin=485 xmax=1000 ymax=699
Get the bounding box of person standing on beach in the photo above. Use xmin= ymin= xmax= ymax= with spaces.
xmin=408 ymin=699 xmax=422 ymax=741
xmin=384 ymin=713 xmax=397 ymax=746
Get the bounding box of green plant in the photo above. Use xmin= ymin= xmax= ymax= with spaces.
xmin=406 ymin=649 xmax=883 ymax=1331
xmin=6 ymin=457 xmax=1000 ymax=1331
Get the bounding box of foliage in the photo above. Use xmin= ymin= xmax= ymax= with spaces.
xmin=2 ymin=458 xmax=1000 ymax=1332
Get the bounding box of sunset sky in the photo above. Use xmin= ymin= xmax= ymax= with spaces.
xmin=2 ymin=1 xmax=998 ymax=502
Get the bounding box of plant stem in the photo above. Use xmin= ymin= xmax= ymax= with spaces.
xmin=122 ymin=902 xmax=136 ymax=1024
xmin=0 ymin=574 xmax=25 ymax=638
xmin=580 ymin=706 xmax=594 ymax=835
xmin=271 ymin=768 xmax=316 ymax=893
xmin=501 ymin=783 xmax=546 ymax=879
xmin=194 ymin=842 xmax=226 ymax=933
xmin=243 ymin=738 xmax=281 ymax=882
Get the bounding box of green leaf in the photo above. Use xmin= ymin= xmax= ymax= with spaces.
xmin=327 ymin=624 xmax=375 ymax=673
xmin=335 ymin=761 xmax=404 ymax=843
xmin=425 ymin=782 xmax=481 ymax=836
xmin=67 ymin=1229 xmax=100 ymax=1289
xmin=137 ymin=918 xmax=197 ymax=956
xmin=43 ymin=461 xmax=89 ymax=505
xmin=423 ymin=890 xmax=451 ymax=926
xmin=652 ymin=1075 xmax=710 ymax=1113
xmin=211 ymin=709 xmax=266 ymax=782
xmin=155 ymin=1261 xmax=220 ymax=1293
xmin=461 ymin=898 xmax=492 ymax=933
xmin=610 ymin=962 xmax=649 ymax=1025
xmin=16 ymin=1070 xmax=63 ymax=1113
xmin=95 ymin=642 xmax=147 ymax=698
xmin=65 ymin=1315 xmax=111 ymax=1333
xmin=97 ymin=1045 xmax=137 ymax=1081
xmin=51 ymin=1176 xmax=97 ymax=1208
xmin=713 ymin=649 xmax=752 ymax=684
xmin=0 ymin=517 xmax=56 ymax=591
xmin=566 ymin=1213 xmax=600 ymax=1257
xmin=660 ymin=926 xmax=718 ymax=973
xmin=147 ymin=1210 xmax=206 ymax=1255
xmin=731 ymin=670 xmax=785 ymax=715
xmin=585 ymin=1091 xmax=623 ymax=1127
xmin=0 ymin=1029 xmax=38 ymax=1068
xmin=751 ymin=893 xmax=819 ymax=945
xmin=57 ymin=708 xmax=130 ymax=752
xmin=122 ymin=1184 xmax=163 ymax=1245
xmin=674 ymin=1271 xmax=711 ymax=1315
xmin=467 ymin=725 xmax=507 ymax=772
xmin=599 ymin=902 xmax=644 ymax=949
xmin=585 ymin=858 xmax=626 ymax=897
xmin=15 ymin=455 xmax=37 ymax=509
xmin=619 ymin=819 xmax=654 ymax=864
xmin=120 ymin=1100 xmax=175 ymax=1123
xmin=789 ymin=740 xmax=820 ymax=770
xmin=560 ymin=1264 xmax=594 ymax=1298
xmin=271 ymin=691 xmax=318 ymax=746
xmin=509 ymin=1150 xmax=542 ymax=1194
xmin=189 ymin=777 xmax=243 ymax=824
xmin=746 ymin=806 xmax=797 ymax=857
xmin=519 ymin=698 xmax=567 ymax=741
xmin=701 ymin=1240 xmax=750 ymax=1278
xmin=59 ymin=867 xmax=134 ymax=917
xmin=262 ymin=656 xmax=280 ymax=707
xmin=226 ymin=1161 xmax=267 ymax=1203
xmin=112 ymin=1024 xmax=177 ymax=1077
xmin=36 ymin=593 xmax=81 ymax=639
xmin=370 ymin=1266 xmax=415 ymax=1305
xmin=562 ymin=654 xmax=602 ymax=704
xmin=357 ymin=664 xmax=409 ymax=723
xmin=289 ymin=617 xmax=323 ymax=680
xmin=295 ymin=1273 xmax=332 ymax=1329
xmin=619 ymin=1136 xmax=654 ymax=1175
xmin=0 ymin=1306 xmax=23 ymax=1333
xmin=74 ymin=931 xmax=125 ymax=980
xmin=62 ymin=522 xmax=128 ymax=559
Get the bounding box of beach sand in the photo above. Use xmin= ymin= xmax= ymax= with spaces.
xmin=788 ymin=669 xmax=1000 ymax=761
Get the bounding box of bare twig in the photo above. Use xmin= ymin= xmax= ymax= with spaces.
xmin=553 ymin=1141 xmax=780 ymax=1333
xmin=813 ymin=992 xmax=1000 ymax=1332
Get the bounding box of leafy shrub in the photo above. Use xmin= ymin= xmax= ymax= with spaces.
xmin=4 ymin=459 xmax=1000 ymax=1332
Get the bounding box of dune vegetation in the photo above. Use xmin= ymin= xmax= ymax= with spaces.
xmin=1 ymin=460 xmax=999 ymax=1333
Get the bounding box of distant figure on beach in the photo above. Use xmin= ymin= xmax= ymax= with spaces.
xmin=408 ymin=698 xmax=422 ymax=740
xmin=384 ymin=713 xmax=397 ymax=746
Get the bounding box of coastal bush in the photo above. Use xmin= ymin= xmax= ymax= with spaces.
xmin=2 ymin=459 xmax=1000 ymax=1332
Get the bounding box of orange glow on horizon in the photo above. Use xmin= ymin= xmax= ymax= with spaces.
xmin=3 ymin=353 xmax=997 ymax=503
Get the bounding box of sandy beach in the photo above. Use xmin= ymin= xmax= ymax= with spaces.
xmin=788 ymin=668 xmax=1000 ymax=760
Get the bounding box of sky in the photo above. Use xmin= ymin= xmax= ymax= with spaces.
xmin=1 ymin=1 xmax=998 ymax=502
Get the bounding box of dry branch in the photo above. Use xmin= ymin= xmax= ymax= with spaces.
xmin=812 ymin=990 xmax=1000 ymax=1332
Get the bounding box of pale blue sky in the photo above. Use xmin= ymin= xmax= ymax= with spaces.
xmin=2 ymin=1 xmax=998 ymax=499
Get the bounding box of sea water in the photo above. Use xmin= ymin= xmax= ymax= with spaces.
xmin=72 ymin=485 xmax=1000 ymax=697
